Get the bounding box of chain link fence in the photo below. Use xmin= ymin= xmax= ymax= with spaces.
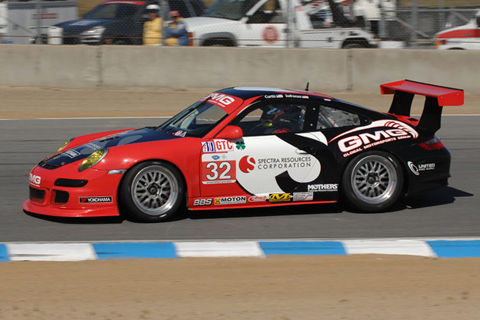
xmin=376 ymin=4 xmax=478 ymax=48
xmin=0 ymin=0 xmax=478 ymax=48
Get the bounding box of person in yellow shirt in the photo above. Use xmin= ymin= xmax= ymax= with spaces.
xmin=143 ymin=4 xmax=162 ymax=46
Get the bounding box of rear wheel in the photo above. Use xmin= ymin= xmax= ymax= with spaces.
xmin=342 ymin=151 xmax=403 ymax=212
xmin=120 ymin=161 xmax=184 ymax=222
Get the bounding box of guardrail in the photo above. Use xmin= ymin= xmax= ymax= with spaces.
xmin=0 ymin=44 xmax=478 ymax=95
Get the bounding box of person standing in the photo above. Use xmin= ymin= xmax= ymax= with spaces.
xmin=143 ymin=4 xmax=162 ymax=46
xmin=164 ymin=10 xmax=188 ymax=46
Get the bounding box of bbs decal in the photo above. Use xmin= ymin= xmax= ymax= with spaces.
xmin=193 ymin=199 xmax=212 ymax=206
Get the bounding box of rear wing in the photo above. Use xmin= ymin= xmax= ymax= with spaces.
xmin=380 ymin=80 xmax=464 ymax=136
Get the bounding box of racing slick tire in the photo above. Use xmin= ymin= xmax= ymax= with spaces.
xmin=341 ymin=151 xmax=404 ymax=213
xmin=120 ymin=161 xmax=185 ymax=222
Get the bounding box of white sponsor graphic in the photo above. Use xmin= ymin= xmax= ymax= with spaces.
xmin=214 ymin=196 xmax=247 ymax=205
xmin=293 ymin=192 xmax=314 ymax=201
xmin=193 ymin=199 xmax=212 ymax=206
xmin=308 ymin=184 xmax=338 ymax=192
xmin=408 ymin=161 xmax=436 ymax=176
xmin=283 ymin=94 xmax=309 ymax=99
xmin=332 ymin=120 xmax=419 ymax=142
xmin=208 ymin=93 xmax=235 ymax=107
xmin=63 ymin=149 xmax=81 ymax=159
xmin=79 ymin=196 xmax=113 ymax=204
xmin=29 ymin=173 xmax=41 ymax=187
xmin=338 ymin=129 xmax=411 ymax=155
xmin=333 ymin=120 xmax=419 ymax=157
xmin=264 ymin=94 xmax=284 ymax=99
xmin=85 ymin=142 xmax=101 ymax=151
xmin=235 ymin=133 xmax=327 ymax=195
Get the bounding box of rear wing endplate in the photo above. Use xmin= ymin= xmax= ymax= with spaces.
xmin=380 ymin=80 xmax=464 ymax=135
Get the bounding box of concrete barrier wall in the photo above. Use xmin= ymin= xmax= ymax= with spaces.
xmin=0 ymin=44 xmax=479 ymax=95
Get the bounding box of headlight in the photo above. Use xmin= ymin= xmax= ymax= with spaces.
xmin=79 ymin=149 xmax=108 ymax=172
xmin=81 ymin=26 xmax=105 ymax=38
xmin=56 ymin=138 xmax=73 ymax=153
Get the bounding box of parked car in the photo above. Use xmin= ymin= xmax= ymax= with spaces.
xmin=23 ymin=80 xmax=463 ymax=222
xmin=48 ymin=0 xmax=205 ymax=45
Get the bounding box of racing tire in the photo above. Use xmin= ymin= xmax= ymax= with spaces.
xmin=341 ymin=151 xmax=403 ymax=212
xmin=120 ymin=161 xmax=185 ymax=222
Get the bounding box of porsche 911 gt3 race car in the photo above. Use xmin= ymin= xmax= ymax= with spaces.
xmin=23 ymin=80 xmax=464 ymax=222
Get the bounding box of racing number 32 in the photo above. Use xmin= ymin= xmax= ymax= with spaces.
xmin=202 ymin=161 xmax=236 ymax=184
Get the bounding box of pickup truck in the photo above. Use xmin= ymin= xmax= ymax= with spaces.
xmin=184 ymin=0 xmax=378 ymax=48
xmin=434 ymin=10 xmax=480 ymax=50
xmin=48 ymin=0 xmax=205 ymax=45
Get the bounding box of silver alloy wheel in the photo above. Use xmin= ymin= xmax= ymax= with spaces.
xmin=350 ymin=155 xmax=398 ymax=205
xmin=130 ymin=165 xmax=179 ymax=216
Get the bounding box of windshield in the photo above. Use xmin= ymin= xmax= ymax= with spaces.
xmin=157 ymin=101 xmax=228 ymax=138
xmin=205 ymin=0 xmax=257 ymax=20
xmin=84 ymin=3 xmax=141 ymax=19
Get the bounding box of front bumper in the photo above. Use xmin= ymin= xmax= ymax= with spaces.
xmin=22 ymin=165 xmax=123 ymax=218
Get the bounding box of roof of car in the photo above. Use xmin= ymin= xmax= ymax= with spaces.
xmin=218 ymin=87 xmax=334 ymax=101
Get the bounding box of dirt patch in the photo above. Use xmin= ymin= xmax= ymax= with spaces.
xmin=0 ymin=255 xmax=479 ymax=319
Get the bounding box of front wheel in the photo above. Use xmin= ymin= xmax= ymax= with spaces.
xmin=120 ymin=161 xmax=184 ymax=222
xmin=342 ymin=151 xmax=403 ymax=212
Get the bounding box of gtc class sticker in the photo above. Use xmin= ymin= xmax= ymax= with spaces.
xmin=202 ymin=140 xmax=235 ymax=153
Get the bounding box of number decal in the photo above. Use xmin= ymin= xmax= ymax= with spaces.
xmin=202 ymin=160 xmax=236 ymax=184
xmin=218 ymin=162 xmax=232 ymax=180
xmin=205 ymin=162 xmax=219 ymax=180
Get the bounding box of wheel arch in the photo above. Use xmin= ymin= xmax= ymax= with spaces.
xmin=341 ymin=38 xmax=371 ymax=48
xmin=116 ymin=158 xmax=189 ymax=212
xmin=339 ymin=148 xmax=409 ymax=195
xmin=200 ymin=32 xmax=237 ymax=46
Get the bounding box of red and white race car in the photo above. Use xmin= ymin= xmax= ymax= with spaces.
xmin=23 ymin=80 xmax=463 ymax=222
xmin=435 ymin=10 xmax=480 ymax=50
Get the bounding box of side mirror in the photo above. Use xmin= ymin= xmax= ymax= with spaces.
xmin=216 ymin=125 xmax=243 ymax=140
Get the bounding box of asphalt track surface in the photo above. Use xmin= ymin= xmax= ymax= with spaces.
xmin=0 ymin=116 xmax=478 ymax=242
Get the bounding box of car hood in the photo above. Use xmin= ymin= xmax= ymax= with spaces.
xmin=54 ymin=19 xmax=119 ymax=34
xmin=435 ymin=19 xmax=477 ymax=38
xmin=39 ymin=127 xmax=179 ymax=169
xmin=184 ymin=16 xmax=239 ymax=30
